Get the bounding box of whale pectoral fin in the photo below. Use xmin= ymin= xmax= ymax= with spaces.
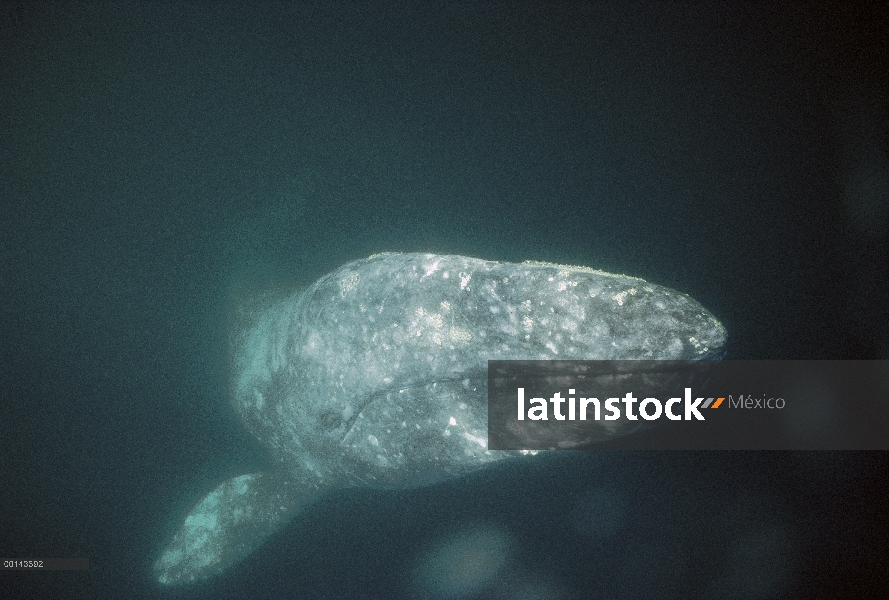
xmin=153 ymin=471 xmax=320 ymax=585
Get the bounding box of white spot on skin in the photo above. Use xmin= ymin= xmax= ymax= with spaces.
xmin=460 ymin=272 xmax=471 ymax=290
xmin=339 ymin=272 xmax=360 ymax=296
xmin=449 ymin=417 xmax=457 ymax=426
xmin=368 ymin=435 xmax=379 ymax=446
xmin=462 ymin=432 xmax=487 ymax=448
xmin=424 ymin=260 xmax=441 ymax=278
xmin=450 ymin=328 xmax=472 ymax=343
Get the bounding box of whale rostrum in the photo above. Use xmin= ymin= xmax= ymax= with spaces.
xmin=153 ymin=252 xmax=726 ymax=584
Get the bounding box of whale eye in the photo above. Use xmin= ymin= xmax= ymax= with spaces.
xmin=319 ymin=410 xmax=342 ymax=430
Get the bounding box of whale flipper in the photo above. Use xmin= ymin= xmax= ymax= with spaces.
xmin=154 ymin=469 xmax=328 ymax=585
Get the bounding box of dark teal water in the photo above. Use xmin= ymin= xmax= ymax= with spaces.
xmin=2 ymin=3 xmax=885 ymax=598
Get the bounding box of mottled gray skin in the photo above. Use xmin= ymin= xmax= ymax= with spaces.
xmin=154 ymin=253 xmax=726 ymax=585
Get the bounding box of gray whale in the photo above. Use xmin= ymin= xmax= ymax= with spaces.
xmin=153 ymin=252 xmax=726 ymax=584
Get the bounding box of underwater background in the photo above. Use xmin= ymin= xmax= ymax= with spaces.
xmin=2 ymin=3 xmax=886 ymax=598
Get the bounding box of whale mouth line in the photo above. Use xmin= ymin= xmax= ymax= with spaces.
xmin=340 ymin=353 xmax=727 ymax=433
xmin=338 ymin=353 xmax=726 ymax=441
xmin=340 ymin=372 xmax=488 ymax=440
